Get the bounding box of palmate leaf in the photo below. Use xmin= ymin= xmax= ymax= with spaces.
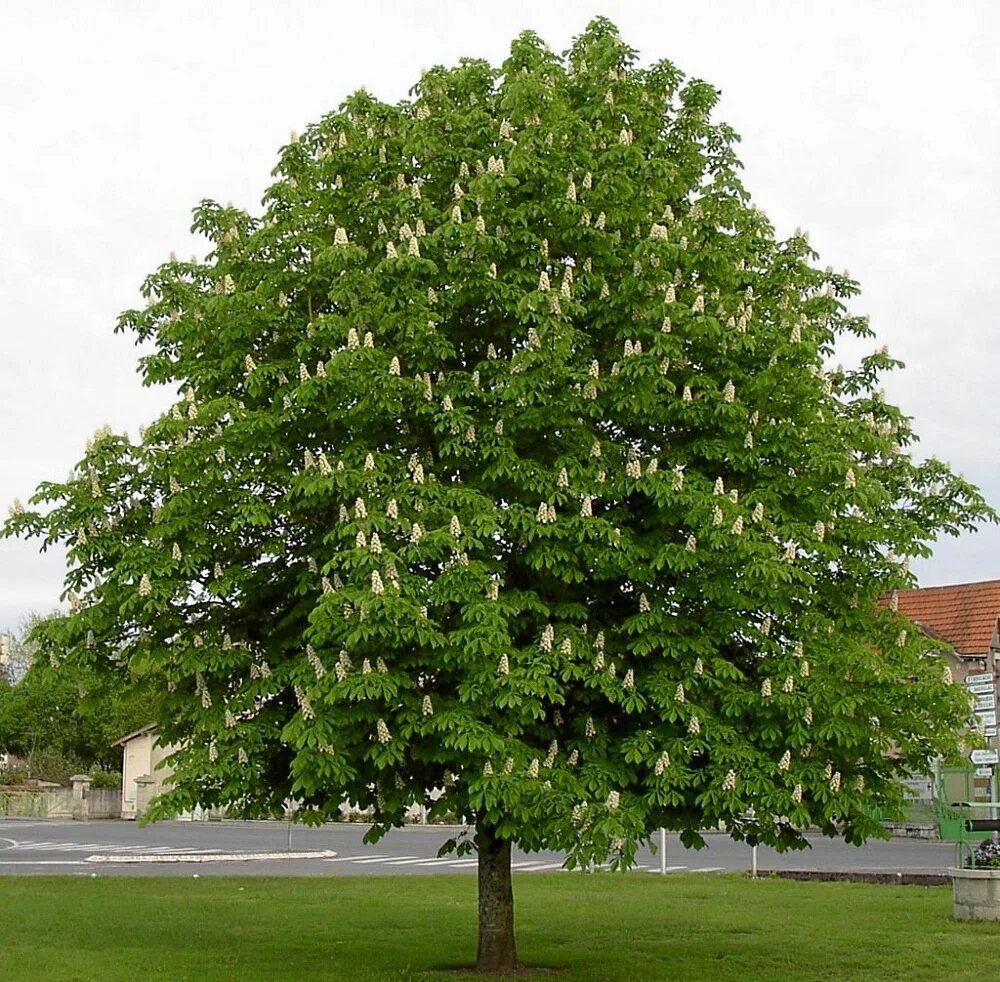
xmin=2 ymin=17 xmax=993 ymax=864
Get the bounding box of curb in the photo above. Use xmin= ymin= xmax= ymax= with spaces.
xmin=85 ymin=850 xmax=337 ymax=864
xmin=762 ymin=869 xmax=948 ymax=887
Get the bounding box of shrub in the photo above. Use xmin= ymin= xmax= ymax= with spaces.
xmin=89 ymin=770 xmax=123 ymax=790
xmin=0 ymin=763 xmax=29 ymax=786
xmin=25 ymin=747 xmax=87 ymax=786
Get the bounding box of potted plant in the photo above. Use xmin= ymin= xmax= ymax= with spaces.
xmin=951 ymin=838 xmax=1000 ymax=920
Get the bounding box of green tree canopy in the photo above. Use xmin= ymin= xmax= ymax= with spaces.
xmin=0 ymin=614 xmax=158 ymax=777
xmin=4 ymin=18 xmax=992 ymax=971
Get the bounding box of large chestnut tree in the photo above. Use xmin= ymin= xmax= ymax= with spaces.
xmin=6 ymin=18 xmax=990 ymax=973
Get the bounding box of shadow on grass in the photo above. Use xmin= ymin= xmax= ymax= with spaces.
xmin=433 ymin=963 xmax=564 ymax=979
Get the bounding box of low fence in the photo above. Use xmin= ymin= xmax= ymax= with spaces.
xmin=89 ymin=788 xmax=122 ymax=819
xmin=0 ymin=785 xmax=121 ymax=820
xmin=0 ymin=787 xmax=72 ymax=818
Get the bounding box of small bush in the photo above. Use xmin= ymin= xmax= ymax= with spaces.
xmin=89 ymin=770 xmax=122 ymax=790
xmin=25 ymin=747 xmax=87 ymax=786
xmin=427 ymin=810 xmax=464 ymax=825
xmin=0 ymin=764 xmax=30 ymax=786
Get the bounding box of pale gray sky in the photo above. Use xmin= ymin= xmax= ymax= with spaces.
xmin=2 ymin=1 xmax=997 ymax=634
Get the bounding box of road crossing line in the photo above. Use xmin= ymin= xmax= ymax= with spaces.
xmin=145 ymin=848 xmax=223 ymax=855
xmin=318 ymin=854 xmax=568 ymax=871
xmin=13 ymin=842 xmax=132 ymax=852
xmin=383 ymin=856 xmax=453 ymax=866
xmin=410 ymin=857 xmax=472 ymax=866
xmin=0 ymin=860 xmax=87 ymax=866
xmin=351 ymin=855 xmax=419 ymax=864
xmin=13 ymin=841 xmax=124 ymax=851
xmin=10 ymin=841 xmax=226 ymax=855
xmin=322 ymin=854 xmax=390 ymax=863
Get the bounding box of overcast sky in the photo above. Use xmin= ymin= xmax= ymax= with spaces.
xmin=1 ymin=1 xmax=997 ymax=635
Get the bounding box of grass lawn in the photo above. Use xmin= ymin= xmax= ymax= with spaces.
xmin=1 ymin=873 xmax=995 ymax=981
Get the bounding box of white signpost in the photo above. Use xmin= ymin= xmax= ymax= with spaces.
xmin=971 ymin=749 xmax=1000 ymax=766
xmin=902 ymin=776 xmax=933 ymax=799
xmin=965 ymin=672 xmax=999 ymax=803
xmin=966 ymin=673 xmax=994 ymax=687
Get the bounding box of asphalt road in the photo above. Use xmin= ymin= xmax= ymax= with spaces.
xmin=0 ymin=819 xmax=959 ymax=878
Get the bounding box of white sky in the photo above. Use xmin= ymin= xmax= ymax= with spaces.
xmin=1 ymin=1 xmax=997 ymax=634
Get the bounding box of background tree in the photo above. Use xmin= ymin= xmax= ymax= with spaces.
xmin=1 ymin=615 xmax=37 ymax=685
xmin=3 ymin=18 xmax=992 ymax=973
xmin=0 ymin=613 xmax=158 ymax=779
xmin=0 ymin=637 xmax=12 ymax=688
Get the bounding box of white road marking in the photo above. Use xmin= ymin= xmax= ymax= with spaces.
xmin=43 ymin=843 xmax=115 ymax=852
xmin=322 ymin=854 xmax=390 ymax=863
xmin=12 ymin=841 xmax=93 ymax=851
xmin=350 ymin=855 xmax=418 ymax=864
xmin=13 ymin=841 xmax=182 ymax=853
xmin=151 ymin=848 xmax=223 ymax=855
xmin=443 ymin=860 xmax=479 ymax=868
xmin=383 ymin=856 xmax=450 ymax=866
xmin=87 ymin=850 xmax=337 ymax=864
xmin=0 ymin=837 xmax=18 ymax=850
xmin=0 ymin=860 xmax=87 ymax=866
xmin=514 ymin=862 xmax=564 ymax=871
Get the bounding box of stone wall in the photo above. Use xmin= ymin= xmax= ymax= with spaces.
xmin=88 ymin=787 xmax=122 ymax=819
xmin=952 ymin=868 xmax=1000 ymax=920
xmin=0 ymin=787 xmax=72 ymax=818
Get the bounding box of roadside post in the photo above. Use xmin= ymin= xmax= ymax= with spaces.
xmin=134 ymin=774 xmax=156 ymax=819
xmin=70 ymin=774 xmax=92 ymax=822
xmin=966 ymin=670 xmax=998 ymax=812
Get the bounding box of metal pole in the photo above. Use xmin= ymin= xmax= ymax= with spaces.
xmin=992 ymin=649 xmax=998 ymax=824
xmin=660 ymin=828 xmax=667 ymax=875
xmin=751 ymin=844 xmax=758 ymax=878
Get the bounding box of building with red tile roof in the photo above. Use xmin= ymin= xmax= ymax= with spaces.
xmin=894 ymin=580 xmax=1000 ymax=660
xmin=891 ymin=582 xmax=1000 ymax=811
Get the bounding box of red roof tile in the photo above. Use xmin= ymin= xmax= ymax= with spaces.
xmin=893 ymin=580 xmax=1000 ymax=656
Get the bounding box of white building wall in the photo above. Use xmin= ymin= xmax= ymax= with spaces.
xmin=121 ymin=732 xmax=151 ymax=819
xmin=120 ymin=730 xmax=176 ymax=819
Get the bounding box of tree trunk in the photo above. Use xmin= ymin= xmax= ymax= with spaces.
xmin=476 ymin=826 xmax=519 ymax=973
